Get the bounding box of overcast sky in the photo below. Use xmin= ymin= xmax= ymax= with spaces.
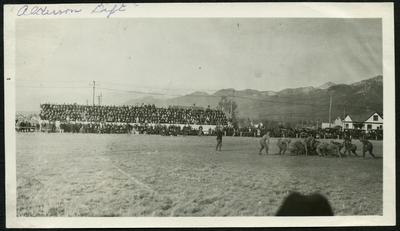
xmin=15 ymin=18 xmax=382 ymax=110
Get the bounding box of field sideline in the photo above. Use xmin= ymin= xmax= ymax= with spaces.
xmin=16 ymin=133 xmax=383 ymax=217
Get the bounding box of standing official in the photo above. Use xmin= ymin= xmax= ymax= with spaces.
xmin=215 ymin=127 xmax=223 ymax=151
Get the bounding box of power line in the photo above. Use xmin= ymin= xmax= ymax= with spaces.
xmin=97 ymin=87 xmax=183 ymax=97
xmin=97 ymin=81 xmax=220 ymax=94
xmin=97 ymin=87 xmax=337 ymax=109
xmin=16 ymin=79 xmax=88 ymax=84
xmin=16 ymin=86 xmax=91 ymax=89
xmin=16 ymin=84 xmax=382 ymax=111
xmin=232 ymin=95 xmax=381 ymax=111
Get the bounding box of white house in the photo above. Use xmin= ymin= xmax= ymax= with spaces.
xmin=321 ymin=123 xmax=332 ymax=129
xmin=343 ymin=111 xmax=383 ymax=130
xmin=16 ymin=114 xmax=26 ymax=123
xmin=30 ymin=115 xmax=39 ymax=125
xmin=333 ymin=117 xmax=343 ymax=127
xmin=321 ymin=117 xmax=343 ymax=129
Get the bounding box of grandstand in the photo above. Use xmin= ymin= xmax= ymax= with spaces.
xmin=38 ymin=103 xmax=229 ymax=134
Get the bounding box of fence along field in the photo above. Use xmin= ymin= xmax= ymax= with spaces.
xmin=16 ymin=133 xmax=383 ymax=217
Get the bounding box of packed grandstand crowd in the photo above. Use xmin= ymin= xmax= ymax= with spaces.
xmin=24 ymin=103 xmax=234 ymax=135
xmin=39 ymin=103 xmax=229 ymax=125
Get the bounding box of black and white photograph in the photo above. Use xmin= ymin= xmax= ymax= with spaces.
xmin=4 ymin=3 xmax=395 ymax=228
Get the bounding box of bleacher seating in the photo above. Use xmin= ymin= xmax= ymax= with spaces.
xmin=39 ymin=103 xmax=229 ymax=125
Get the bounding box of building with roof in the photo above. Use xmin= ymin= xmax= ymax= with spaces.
xmin=30 ymin=115 xmax=39 ymax=125
xmin=334 ymin=117 xmax=343 ymax=127
xmin=343 ymin=111 xmax=383 ymax=131
xmin=16 ymin=114 xmax=26 ymax=123
xmin=321 ymin=117 xmax=343 ymax=129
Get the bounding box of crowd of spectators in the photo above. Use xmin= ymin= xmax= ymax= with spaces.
xmin=34 ymin=103 xmax=383 ymax=139
xmin=39 ymin=103 xmax=229 ymax=125
xmin=39 ymin=122 xmax=219 ymax=136
xmin=15 ymin=120 xmax=39 ymax=132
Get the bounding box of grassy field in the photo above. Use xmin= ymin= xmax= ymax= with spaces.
xmin=16 ymin=133 xmax=383 ymax=217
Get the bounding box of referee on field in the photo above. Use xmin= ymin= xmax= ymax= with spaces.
xmin=215 ymin=127 xmax=223 ymax=151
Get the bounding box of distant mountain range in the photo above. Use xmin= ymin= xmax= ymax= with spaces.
xmin=121 ymin=75 xmax=383 ymax=123
xmin=317 ymin=82 xmax=336 ymax=90
xmin=17 ymin=76 xmax=383 ymax=123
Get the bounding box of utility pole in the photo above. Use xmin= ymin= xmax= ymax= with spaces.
xmin=89 ymin=81 xmax=99 ymax=106
xmin=86 ymin=99 xmax=88 ymax=105
xmin=96 ymin=93 xmax=103 ymax=106
xmin=231 ymin=90 xmax=234 ymax=119
xmin=93 ymin=81 xmax=95 ymax=106
xmin=290 ymin=114 xmax=293 ymax=127
xmin=364 ymin=84 xmax=367 ymax=107
xmin=329 ymin=94 xmax=332 ymax=128
xmin=343 ymin=103 xmax=346 ymax=119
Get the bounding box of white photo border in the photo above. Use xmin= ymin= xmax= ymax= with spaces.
xmin=4 ymin=2 xmax=395 ymax=228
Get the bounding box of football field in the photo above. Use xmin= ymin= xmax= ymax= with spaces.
xmin=16 ymin=133 xmax=383 ymax=217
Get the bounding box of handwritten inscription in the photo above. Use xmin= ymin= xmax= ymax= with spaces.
xmin=91 ymin=4 xmax=127 ymax=18
xmin=17 ymin=5 xmax=82 ymax=16
xmin=16 ymin=4 xmax=128 ymax=18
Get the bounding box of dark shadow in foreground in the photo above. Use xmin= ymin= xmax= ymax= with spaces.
xmin=276 ymin=192 xmax=334 ymax=216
